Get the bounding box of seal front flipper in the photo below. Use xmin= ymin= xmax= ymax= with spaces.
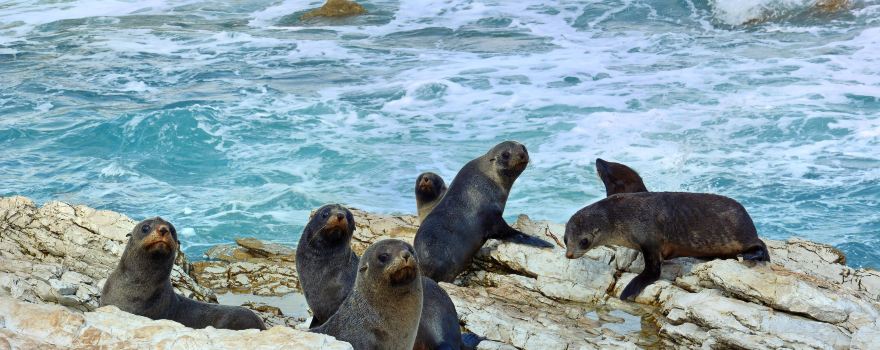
xmin=461 ymin=332 xmax=484 ymax=350
xmin=487 ymin=212 xmax=553 ymax=248
xmin=620 ymin=247 xmax=662 ymax=301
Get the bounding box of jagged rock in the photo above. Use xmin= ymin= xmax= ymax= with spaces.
xmin=0 ymin=196 xmax=215 ymax=311
xmin=0 ymin=297 xmax=350 ymax=349
xmin=4 ymin=196 xmax=880 ymax=349
xmin=301 ymin=0 xmax=366 ymax=20
xmin=236 ymin=237 xmax=295 ymax=259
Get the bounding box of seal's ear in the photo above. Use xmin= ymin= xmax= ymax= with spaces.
xmin=359 ymin=263 xmax=368 ymax=273
xmin=596 ymin=158 xmax=611 ymax=176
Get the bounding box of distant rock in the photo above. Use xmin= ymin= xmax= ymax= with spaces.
xmin=301 ymin=0 xmax=366 ymax=20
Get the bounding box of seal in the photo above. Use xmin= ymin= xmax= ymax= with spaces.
xmin=415 ymin=141 xmax=553 ymax=283
xmin=312 ymin=239 xmax=423 ymax=350
xmin=595 ymin=158 xmax=648 ymax=196
xmin=299 ymin=205 xmax=464 ymax=348
xmin=296 ymin=204 xmax=358 ymax=328
xmin=564 ymin=192 xmax=769 ymax=300
xmin=415 ymin=172 xmax=447 ymax=223
xmin=101 ymin=217 xmax=266 ymax=330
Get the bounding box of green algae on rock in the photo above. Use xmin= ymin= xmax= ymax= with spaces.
xmin=301 ymin=0 xmax=366 ymax=20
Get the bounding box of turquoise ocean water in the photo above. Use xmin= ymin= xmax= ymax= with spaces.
xmin=1 ymin=0 xmax=878 ymax=267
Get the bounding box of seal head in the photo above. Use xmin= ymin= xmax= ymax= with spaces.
xmin=596 ymin=158 xmax=648 ymax=197
xmin=415 ymin=172 xmax=447 ymax=222
xmin=130 ymin=217 xmax=180 ymax=259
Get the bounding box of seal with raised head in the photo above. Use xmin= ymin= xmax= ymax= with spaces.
xmin=101 ymin=217 xmax=265 ymax=330
xmin=312 ymin=239 xmax=424 ymax=350
xmin=595 ymin=158 xmax=648 ymax=196
xmin=415 ymin=172 xmax=447 ymax=223
xmin=415 ymin=141 xmax=553 ymax=283
xmin=296 ymin=204 xmax=358 ymax=328
xmin=299 ymin=204 xmax=465 ymax=349
xmin=564 ymin=192 xmax=769 ymax=300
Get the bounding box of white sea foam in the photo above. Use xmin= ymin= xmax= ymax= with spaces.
xmin=1 ymin=0 xmax=877 ymax=265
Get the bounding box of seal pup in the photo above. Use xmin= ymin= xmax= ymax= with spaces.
xmin=595 ymin=158 xmax=648 ymax=196
xmin=299 ymin=205 xmax=465 ymax=348
xmin=312 ymin=239 xmax=423 ymax=350
xmin=296 ymin=204 xmax=358 ymax=328
xmin=415 ymin=172 xmax=447 ymax=223
xmin=101 ymin=217 xmax=265 ymax=330
xmin=564 ymin=192 xmax=769 ymax=300
xmin=415 ymin=141 xmax=553 ymax=283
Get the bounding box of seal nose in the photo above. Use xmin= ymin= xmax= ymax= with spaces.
xmin=336 ymin=212 xmax=344 ymax=220
xmin=157 ymin=225 xmax=170 ymax=237
xmin=400 ymin=250 xmax=413 ymax=263
xmin=565 ymin=251 xmax=574 ymax=259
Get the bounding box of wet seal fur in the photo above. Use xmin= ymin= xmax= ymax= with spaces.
xmin=596 ymin=158 xmax=648 ymax=196
xmin=415 ymin=141 xmax=553 ymax=283
xmin=564 ymin=192 xmax=770 ymax=300
xmin=101 ymin=217 xmax=265 ymax=330
xmin=299 ymin=206 xmax=465 ymax=348
xmin=415 ymin=172 xmax=447 ymax=223
xmin=296 ymin=204 xmax=358 ymax=328
xmin=312 ymin=239 xmax=424 ymax=350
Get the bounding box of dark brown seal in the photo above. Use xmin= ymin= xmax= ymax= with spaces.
xmin=415 ymin=141 xmax=553 ymax=283
xmin=312 ymin=239 xmax=423 ymax=350
xmin=595 ymin=158 xmax=648 ymax=196
xmin=299 ymin=204 xmax=464 ymax=348
xmin=415 ymin=172 xmax=447 ymax=223
xmin=564 ymin=192 xmax=769 ymax=300
xmin=296 ymin=204 xmax=358 ymax=328
xmin=100 ymin=217 xmax=265 ymax=330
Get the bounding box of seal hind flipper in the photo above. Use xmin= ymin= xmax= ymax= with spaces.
xmin=620 ymin=247 xmax=662 ymax=301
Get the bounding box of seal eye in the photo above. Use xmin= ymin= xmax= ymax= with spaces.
xmin=501 ymin=151 xmax=511 ymax=160
xmin=322 ymin=211 xmax=329 ymax=219
xmin=378 ymin=253 xmax=390 ymax=263
xmin=579 ymin=238 xmax=590 ymax=249
xmin=141 ymin=224 xmax=150 ymax=234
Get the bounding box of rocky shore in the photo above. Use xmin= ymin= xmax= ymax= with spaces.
xmin=2 ymin=195 xmax=879 ymax=349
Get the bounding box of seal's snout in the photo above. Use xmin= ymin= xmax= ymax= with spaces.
xmin=565 ymin=251 xmax=574 ymax=259
xmin=400 ymin=250 xmax=413 ymax=263
xmin=325 ymin=210 xmax=349 ymax=232
xmin=157 ymin=224 xmax=170 ymax=237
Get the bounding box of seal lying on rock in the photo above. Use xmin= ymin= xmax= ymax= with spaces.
xmin=298 ymin=205 xmax=466 ymax=348
xmin=564 ymin=192 xmax=770 ymax=300
xmin=415 ymin=172 xmax=447 ymax=223
xmin=312 ymin=239 xmax=423 ymax=350
xmin=415 ymin=141 xmax=554 ymax=283
xmin=595 ymin=158 xmax=648 ymax=196
xmin=296 ymin=204 xmax=358 ymax=328
xmin=101 ymin=217 xmax=265 ymax=330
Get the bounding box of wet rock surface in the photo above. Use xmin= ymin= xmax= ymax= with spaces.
xmin=2 ymin=196 xmax=879 ymax=349
xmin=301 ymin=0 xmax=366 ymax=20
